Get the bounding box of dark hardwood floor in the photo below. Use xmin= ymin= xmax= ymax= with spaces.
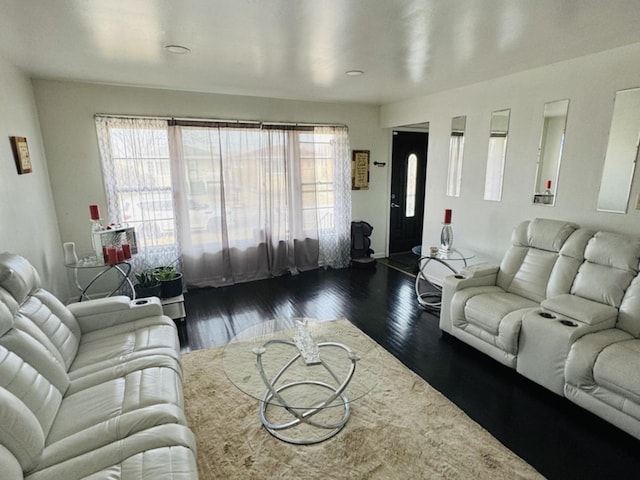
xmin=179 ymin=263 xmax=640 ymax=480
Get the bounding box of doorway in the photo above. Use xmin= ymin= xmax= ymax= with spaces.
xmin=388 ymin=130 xmax=428 ymax=260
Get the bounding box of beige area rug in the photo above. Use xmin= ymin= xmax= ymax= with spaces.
xmin=182 ymin=318 xmax=543 ymax=480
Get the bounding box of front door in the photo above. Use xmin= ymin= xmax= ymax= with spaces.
xmin=389 ymin=130 xmax=428 ymax=254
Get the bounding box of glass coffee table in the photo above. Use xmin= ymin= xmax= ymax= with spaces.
xmin=222 ymin=318 xmax=382 ymax=444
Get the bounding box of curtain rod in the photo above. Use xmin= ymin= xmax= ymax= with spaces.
xmin=95 ymin=113 xmax=346 ymax=129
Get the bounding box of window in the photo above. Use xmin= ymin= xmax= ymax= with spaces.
xmin=405 ymin=153 xmax=417 ymax=217
xmin=96 ymin=116 xmax=352 ymax=286
xmin=95 ymin=116 xmax=179 ymax=268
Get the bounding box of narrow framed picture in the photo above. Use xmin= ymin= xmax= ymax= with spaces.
xmin=352 ymin=149 xmax=370 ymax=190
xmin=10 ymin=136 xmax=33 ymax=174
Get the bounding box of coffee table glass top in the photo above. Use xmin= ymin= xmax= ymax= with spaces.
xmin=222 ymin=318 xmax=383 ymax=409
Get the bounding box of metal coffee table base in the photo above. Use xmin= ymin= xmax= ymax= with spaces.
xmin=254 ymin=340 xmax=359 ymax=445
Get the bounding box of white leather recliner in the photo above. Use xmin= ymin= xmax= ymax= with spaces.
xmin=0 ymin=252 xmax=198 ymax=479
xmin=440 ymin=218 xmax=578 ymax=367
xmin=563 ymin=233 xmax=640 ymax=439
xmin=440 ymin=219 xmax=640 ymax=441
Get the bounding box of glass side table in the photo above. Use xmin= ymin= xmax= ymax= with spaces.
xmin=65 ymin=257 xmax=135 ymax=302
xmin=413 ymin=247 xmax=475 ymax=309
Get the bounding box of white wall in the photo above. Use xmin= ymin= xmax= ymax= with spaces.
xmin=0 ymin=56 xmax=67 ymax=298
xmin=381 ymin=43 xmax=640 ymax=263
xmin=32 ymin=81 xmax=390 ymax=264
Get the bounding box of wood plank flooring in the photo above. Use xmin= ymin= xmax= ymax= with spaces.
xmin=179 ymin=263 xmax=639 ymax=480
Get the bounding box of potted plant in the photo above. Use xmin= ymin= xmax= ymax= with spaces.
xmin=134 ymin=270 xmax=162 ymax=298
xmin=153 ymin=265 xmax=184 ymax=299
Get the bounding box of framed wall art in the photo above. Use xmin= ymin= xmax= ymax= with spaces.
xmin=351 ymin=149 xmax=370 ymax=190
xmin=10 ymin=136 xmax=32 ymax=174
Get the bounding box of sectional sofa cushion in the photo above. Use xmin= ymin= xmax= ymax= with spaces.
xmin=565 ymin=329 xmax=639 ymax=415
xmin=67 ymin=313 xmax=181 ymax=381
xmin=570 ymin=231 xmax=640 ymax=307
xmin=618 ymin=275 xmax=640 ymax=337
xmin=0 ymin=384 xmax=47 ymax=473
xmin=496 ymin=218 xmax=578 ymax=303
xmin=24 ymin=425 xmax=196 ymax=480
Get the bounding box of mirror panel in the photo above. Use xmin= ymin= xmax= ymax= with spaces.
xmin=597 ymin=87 xmax=640 ymax=213
xmin=533 ymin=99 xmax=569 ymax=206
xmin=484 ymin=109 xmax=511 ymax=201
xmin=446 ymin=116 xmax=466 ymax=197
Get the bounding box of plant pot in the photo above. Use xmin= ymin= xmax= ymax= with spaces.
xmin=134 ymin=282 xmax=162 ymax=299
xmin=159 ymin=273 xmax=183 ymax=299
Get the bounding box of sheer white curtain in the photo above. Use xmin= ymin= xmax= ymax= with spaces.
xmin=169 ymin=123 xmax=352 ymax=287
xmin=95 ymin=116 xmax=180 ymax=271
xmin=96 ymin=116 xmax=351 ymax=287
xmin=314 ymin=126 xmax=352 ymax=269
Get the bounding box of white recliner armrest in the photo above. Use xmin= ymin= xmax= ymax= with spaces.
xmin=541 ymin=294 xmax=618 ymax=327
xmin=67 ymin=296 xmax=164 ymax=333
xmin=445 ymin=263 xmax=500 ymax=290
xmin=565 ymin=328 xmax=633 ymax=388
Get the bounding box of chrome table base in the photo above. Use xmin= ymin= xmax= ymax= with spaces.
xmin=253 ymin=340 xmax=359 ymax=444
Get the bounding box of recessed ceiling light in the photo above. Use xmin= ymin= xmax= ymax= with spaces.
xmin=165 ymin=44 xmax=191 ymax=54
xmin=346 ymin=70 xmax=364 ymax=76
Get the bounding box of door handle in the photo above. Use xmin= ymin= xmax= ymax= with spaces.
xmin=391 ymin=203 xmax=400 ymax=208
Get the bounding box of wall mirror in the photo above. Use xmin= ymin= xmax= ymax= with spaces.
xmin=597 ymin=87 xmax=640 ymax=213
xmin=446 ymin=115 xmax=466 ymax=197
xmin=484 ymin=109 xmax=511 ymax=201
xmin=532 ymin=99 xmax=569 ymax=206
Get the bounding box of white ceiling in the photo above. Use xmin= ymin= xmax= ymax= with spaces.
xmin=1 ymin=0 xmax=640 ymax=105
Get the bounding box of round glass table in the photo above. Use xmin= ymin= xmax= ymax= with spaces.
xmin=222 ymin=318 xmax=382 ymax=444
xmin=414 ymin=247 xmax=475 ymax=309
xmin=65 ymin=257 xmax=135 ymax=302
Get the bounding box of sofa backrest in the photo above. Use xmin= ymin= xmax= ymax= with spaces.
xmin=0 ymin=386 xmax=44 ymax=475
xmin=560 ymin=231 xmax=640 ymax=337
xmin=570 ymin=232 xmax=640 ymax=308
xmin=0 ymin=297 xmax=69 ymax=474
xmin=497 ymin=218 xmax=578 ymax=302
xmin=0 ymin=253 xmax=81 ymax=370
xmin=0 ymin=253 xmax=85 ymax=474
xmin=618 ymin=275 xmax=640 ymax=337
xmin=548 ymin=228 xmax=595 ymax=297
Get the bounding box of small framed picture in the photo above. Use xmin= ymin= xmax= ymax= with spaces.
xmin=352 ymin=149 xmax=370 ymax=190
xmin=10 ymin=136 xmax=32 ymax=174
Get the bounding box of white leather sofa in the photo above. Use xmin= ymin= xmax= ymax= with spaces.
xmin=0 ymin=253 xmax=198 ymax=479
xmin=440 ymin=218 xmax=640 ymax=440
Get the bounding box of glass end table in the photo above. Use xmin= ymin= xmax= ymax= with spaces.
xmin=65 ymin=256 xmax=135 ymax=302
xmin=414 ymin=247 xmax=475 ymax=309
xmin=222 ymin=318 xmax=382 ymax=444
